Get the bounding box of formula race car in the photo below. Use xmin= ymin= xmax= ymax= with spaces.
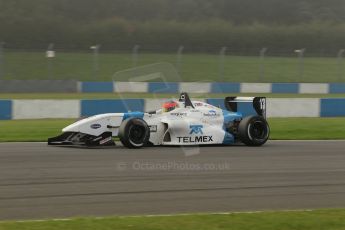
xmin=48 ymin=93 xmax=269 ymax=148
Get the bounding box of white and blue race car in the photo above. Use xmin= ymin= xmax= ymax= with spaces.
xmin=48 ymin=93 xmax=269 ymax=148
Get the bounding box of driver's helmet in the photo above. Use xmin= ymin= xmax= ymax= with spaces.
xmin=162 ymin=101 xmax=179 ymax=112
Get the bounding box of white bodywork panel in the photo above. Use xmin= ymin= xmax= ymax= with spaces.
xmin=63 ymin=113 xmax=124 ymax=137
xmin=143 ymin=102 xmax=229 ymax=145
xmin=60 ymin=100 xmax=245 ymax=146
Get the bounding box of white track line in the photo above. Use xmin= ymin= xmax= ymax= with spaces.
xmin=1 ymin=209 xmax=317 ymax=223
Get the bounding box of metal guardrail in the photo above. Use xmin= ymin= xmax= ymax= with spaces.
xmin=0 ymin=81 xmax=345 ymax=94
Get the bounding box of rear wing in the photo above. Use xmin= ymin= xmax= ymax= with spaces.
xmin=224 ymin=97 xmax=266 ymax=118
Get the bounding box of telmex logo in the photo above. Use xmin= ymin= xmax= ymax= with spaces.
xmin=189 ymin=125 xmax=203 ymax=135
xmin=90 ymin=124 xmax=101 ymax=129
xmin=177 ymin=136 xmax=213 ymax=143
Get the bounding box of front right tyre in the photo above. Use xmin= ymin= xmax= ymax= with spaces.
xmin=119 ymin=118 xmax=150 ymax=148
xmin=238 ymin=115 xmax=270 ymax=146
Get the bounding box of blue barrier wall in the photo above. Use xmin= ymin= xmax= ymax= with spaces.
xmin=3 ymin=81 xmax=345 ymax=94
xmin=81 ymin=99 xmax=144 ymax=116
xmin=320 ymin=98 xmax=345 ymax=117
xmin=2 ymin=98 xmax=345 ymax=120
xmin=81 ymin=82 xmax=114 ymax=93
xmin=211 ymin=83 xmax=241 ymax=93
xmin=0 ymin=100 xmax=12 ymax=120
xmin=271 ymin=83 xmax=299 ymax=93
xmin=329 ymin=83 xmax=345 ymax=94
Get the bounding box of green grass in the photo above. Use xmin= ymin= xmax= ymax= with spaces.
xmin=0 ymin=119 xmax=74 ymax=142
xmin=268 ymin=118 xmax=345 ymax=140
xmin=1 ymin=93 xmax=345 ymax=99
xmin=2 ymin=51 xmax=345 ymax=82
xmin=1 ymin=118 xmax=345 ymax=142
xmin=1 ymin=209 xmax=345 ymax=230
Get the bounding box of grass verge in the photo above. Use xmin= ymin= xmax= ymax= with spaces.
xmin=0 ymin=118 xmax=345 ymax=142
xmin=0 ymin=209 xmax=345 ymax=230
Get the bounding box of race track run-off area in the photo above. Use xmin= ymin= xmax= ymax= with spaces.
xmin=0 ymin=141 xmax=345 ymax=220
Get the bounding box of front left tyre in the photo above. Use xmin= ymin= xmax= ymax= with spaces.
xmin=118 ymin=118 xmax=150 ymax=148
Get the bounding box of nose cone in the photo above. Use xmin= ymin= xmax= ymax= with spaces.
xmin=62 ymin=113 xmax=125 ymax=133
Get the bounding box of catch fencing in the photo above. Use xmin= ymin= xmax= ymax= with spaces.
xmin=0 ymin=45 xmax=344 ymax=83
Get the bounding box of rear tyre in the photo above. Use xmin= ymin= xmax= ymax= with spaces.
xmin=119 ymin=118 xmax=150 ymax=148
xmin=238 ymin=116 xmax=270 ymax=146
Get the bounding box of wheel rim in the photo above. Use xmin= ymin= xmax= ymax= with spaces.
xmin=249 ymin=121 xmax=268 ymax=140
xmin=129 ymin=125 xmax=146 ymax=145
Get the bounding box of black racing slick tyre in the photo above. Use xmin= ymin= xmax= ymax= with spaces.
xmin=238 ymin=116 xmax=270 ymax=146
xmin=119 ymin=118 xmax=150 ymax=149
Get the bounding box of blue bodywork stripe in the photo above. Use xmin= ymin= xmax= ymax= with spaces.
xmin=122 ymin=112 xmax=145 ymax=121
xmin=222 ymin=110 xmax=242 ymax=144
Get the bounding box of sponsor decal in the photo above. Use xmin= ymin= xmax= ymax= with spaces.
xmin=204 ymin=104 xmax=216 ymax=109
xmin=181 ymin=125 xmax=213 ymax=143
xmin=189 ymin=125 xmax=203 ymax=134
xmin=194 ymin=102 xmax=203 ymax=106
xmin=177 ymin=136 xmax=213 ymax=143
xmin=170 ymin=112 xmax=187 ymax=117
xmin=149 ymin=125 xmax=157 ymax=132
xmin=203 ymin=110 xmax=220 ymax=117
xmin=200 ymin=118 xmax=222 ymax=126
xmin=90 ymin=124 xmax=101 ymax=129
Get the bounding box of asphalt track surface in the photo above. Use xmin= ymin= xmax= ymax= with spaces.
xmin=1 ymin=141 xmax=345 ymax=220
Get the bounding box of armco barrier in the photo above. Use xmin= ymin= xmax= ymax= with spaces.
xmin=271 ymin=83 xmax=299 ymax=94
xmin=148 ymin=82 xmax=179 ymax=93
xmin=0 ymin=100 xmax=12 ymax=120
xmin=12 ymin=100 xmax=80 ymax=119
xmin=81 ymin=82 xmax=345 ymax=94
xmin=81 ymin=99 xmax=145 ymax=117
xmin=81 ymin=82 xmax=113 ymax=93
xmin=320 ymin=98 xmax=345 ymax=117
xmin=329 ymin=83 xmax=345 ymax=94
xmin=115 ymin=82 xmax=148 ymax=93
xmin=1 ymin=81 xmax=345 ymax=94
xmin=211 ymin=83 xmax=241 ymax=93
xmin=266 ymin=98 xmax=320 ymax=117
xmin=3 ymin=98 xmax=345 ymax=120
